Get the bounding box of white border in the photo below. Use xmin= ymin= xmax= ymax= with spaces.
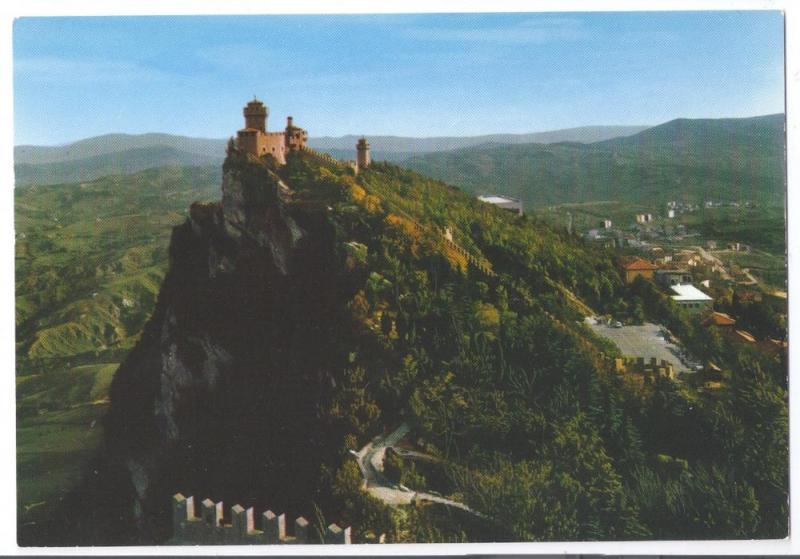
xmin=0 ymin=0 xmax=796 ymax=555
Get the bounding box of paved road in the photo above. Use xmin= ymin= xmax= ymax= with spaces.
xmin=586 ymin=317 xmax=694 ymax=374
xmin=352 ymin=424 xmax=483 ymax=517
xmin=691 ymin=245 xmax=732 ymax=280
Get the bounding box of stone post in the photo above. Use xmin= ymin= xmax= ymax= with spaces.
xmin=326 ymin=523 xmax=351 ymax=544
xmin=172 ymin=494 xmax=194 ymax=537
xmin=263 ymin=510 xmax=286 ymax=543
xmin=231 ymin=504 xmax=253 ymax=537
xmin=201 ymin=498 xmax=223 ymax=527
xmin=294 ymin=516 xmax=309 ymax=544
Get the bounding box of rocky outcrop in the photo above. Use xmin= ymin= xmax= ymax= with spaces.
xmin=101 ymin=155 xmax=346 ymax=543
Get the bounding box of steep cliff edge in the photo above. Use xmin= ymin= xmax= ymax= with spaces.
xmin=45 ymin=151 xmax=368 ymax=544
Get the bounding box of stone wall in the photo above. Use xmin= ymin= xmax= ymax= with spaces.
xmin=169 ymin=493 xmax=352 ymax=545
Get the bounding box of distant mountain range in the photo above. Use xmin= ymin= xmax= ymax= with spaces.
xmin=14 ymin=146 xmax=221 ymax=187
xmin=14 ymin=116 xmax=784 ymax=209
xmin=15 ymin=133 xmax=226 ymax=165
xmin=14 ymin=125 xmax=647 ymax=186
xmin=309 ymin=125 xmax=649 ymax=154
xmin=403 ymin=114 xmax=786 ymax=208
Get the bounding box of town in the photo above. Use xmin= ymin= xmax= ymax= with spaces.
xmin=478 ymin=193 xmax=787 ymax=394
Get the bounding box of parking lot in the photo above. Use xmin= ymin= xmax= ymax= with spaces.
xmin=585 ymin=317 xmax=693 ymax=374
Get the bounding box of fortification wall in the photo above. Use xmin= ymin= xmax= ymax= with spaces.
xmin=300 ymin=146 xmax=346 ymax=171
xmin=170 ymin=493 xmax=352 ymax=545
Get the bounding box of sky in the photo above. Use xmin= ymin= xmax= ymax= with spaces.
xmin=12 ymin=11 xmax=785 ymax=146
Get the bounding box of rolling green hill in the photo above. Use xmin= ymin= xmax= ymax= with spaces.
xmin=403 ymin=114 xmax=785 ymax=209
xmin=15 ymin=146 xmax=224 ymax=186
xmin=16 ymin=164 xmax=220 ymax=381
xmin=16 ymin=164 xmax=220 ymax=528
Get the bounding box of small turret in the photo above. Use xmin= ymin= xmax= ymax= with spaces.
xmin=285 ymin=116 xmax=308 ymax=151
xmin=356 ymin=137 xmax=370 ymax=173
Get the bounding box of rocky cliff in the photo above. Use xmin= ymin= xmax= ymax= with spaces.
xmin=79 ymin=152 xmax=359 ymax=543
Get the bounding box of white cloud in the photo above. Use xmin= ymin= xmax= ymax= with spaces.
xmin=14 ymin=56 xmax=176 ymax=84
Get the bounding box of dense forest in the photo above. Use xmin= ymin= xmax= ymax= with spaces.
xmin=272 ymin=152 xmax=788 ymax=541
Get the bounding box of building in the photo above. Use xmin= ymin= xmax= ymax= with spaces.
xmin=617 ymin=257 xmax=658 ymax=284
xmin=759 ymin=338 xmax=788 ymax=357
xmin=635 ymin=213 xmax=653 ymax=224
xmin=670 ymin=283 xmax=713 ymax=313
xmin=236 ymin=98 xmax=307 ymax=164
xmin=602 ymin=219 xmax=613 ymax=229
xmin=672 ymin=250 xmax=703 ymax=268
xmin=356 ymin=137 xmax=371 ymax=173
xmin=731 ymin=329 xmax=757 ymax=344
xmin=701 ymin=311 xmax=736 ymax=329
xmin=478 ymin=195 xmax=523 ymax=216
xmin=655 ymin=268 xmax=693 ymax=287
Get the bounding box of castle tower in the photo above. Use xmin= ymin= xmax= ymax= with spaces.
xmin=243 ymin=98 xmax=268 ymax=132
xmin=356 ymin=137 xmax=370 ymax=173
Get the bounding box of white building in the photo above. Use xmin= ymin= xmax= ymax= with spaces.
xmin=670 ymin=284 xmax=713 ymax=313
xmin=478 ymin=195 xmax=523 ymax=216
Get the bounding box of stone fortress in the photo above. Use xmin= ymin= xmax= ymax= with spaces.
xmin=236 ymin=97 xmax=370 ymax=173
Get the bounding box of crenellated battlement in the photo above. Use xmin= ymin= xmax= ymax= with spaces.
xmin=300 ymin=145 xmax=347 ymax=171
xmin=169 ymin=493 xmax=352 ymax=545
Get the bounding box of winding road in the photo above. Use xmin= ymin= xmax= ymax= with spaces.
xmin=351 ymin=423 xmax=483 ymax=517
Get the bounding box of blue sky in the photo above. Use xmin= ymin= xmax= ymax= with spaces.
xmin=13 ymin=11 xmax=785 ymax=145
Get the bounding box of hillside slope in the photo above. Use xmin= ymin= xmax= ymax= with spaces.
xmin=402 ymin=114 xmax=785 ymax=209
xmin=15 ymin=146 xmax=224 ymax=186
xmin=23 ymin=148 xmax=786 ymax=545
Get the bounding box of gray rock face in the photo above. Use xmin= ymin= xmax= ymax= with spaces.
xmin=108 ymin=158 xmax=311 ymax=532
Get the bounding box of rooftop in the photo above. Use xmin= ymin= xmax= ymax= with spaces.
xmin=702 ymin=311 xmax=736 ymax=326
xmin=670 ymin=283 xmax=713 ymax=302
xmin=733 ymin=329 xmax=757 ymax=343
xmin=620 ymin=257 xmax=658 ymax=271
